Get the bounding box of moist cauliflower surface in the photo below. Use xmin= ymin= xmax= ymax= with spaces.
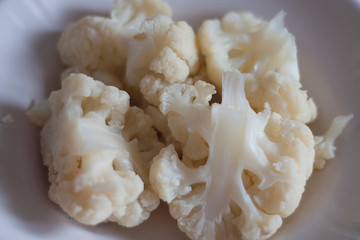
xmin=150 ymin=72 xmax=315 ymax=240
xmin=41 ymin=73 xmax=163 ymax=227
xmin=198 ymin=11 xmax=316 ymax=123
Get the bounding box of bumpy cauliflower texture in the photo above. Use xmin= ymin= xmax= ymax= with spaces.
xmin=126 ymin=15 xmax=200 ymax=105
xmin=41 ymin=74 xmax=163 ymax=226
xmin=150 ymin=72 xmax=315 ymax=240
xmin=244 ymin=71 xmax=317 ymax=123
xmin=61 ymin=66 xmax=124 ymax=90
xmin=58 ymin=0 xmax=172 ymax=75
xmin=198 ymin=11 xmax=299 ymax=88
xmin=111 ymin=0 xmax=172 ymax=36
xmin=198 ymin=11 xmax=316 ymax=123
xmin=58 ymin=16 xmax=125 ymax=74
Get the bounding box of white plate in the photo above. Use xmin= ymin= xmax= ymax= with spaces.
xmin=0 ymin=0 xmax=359 ymax=239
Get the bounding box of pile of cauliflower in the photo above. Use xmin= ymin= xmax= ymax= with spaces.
xmin=27 ymin=0 xmax=353 ymax=239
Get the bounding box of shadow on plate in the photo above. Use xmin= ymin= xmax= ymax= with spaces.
xmin=0 ymin=104 xmax=63 ymax=234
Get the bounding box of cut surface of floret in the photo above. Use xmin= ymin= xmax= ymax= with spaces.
xmin=150 ymin=72 xmax=315 ymax=240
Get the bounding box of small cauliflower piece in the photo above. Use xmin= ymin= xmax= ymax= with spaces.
xmin=198 ymin=11 xmax=316 ymax=123
xmin=58 ymin=16 xmax=125 ymax=74
xmin=111 ymin=0 xmax=171 ymax=37
xmin=150 ymin=72 xmax=315 ymax=240
xmin=1 ymin=114 xmax=14 ymax=124
xmin=314 ymin=114 xmax=353 ymax=169
xmin=126 ymin=15 xmax=200 ymax=105
xmin=41 ymin=73 xmax=163 ymax=226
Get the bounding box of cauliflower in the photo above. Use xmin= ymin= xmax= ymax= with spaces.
xmin=198 ymin=11 xmax=316 ymax=123
xmin=111 ymin=0 xmax=172 ymax=37
xmin=150 ymin=72 xmax=315 ymax=240
xmin=41 ymin=73 xmax=163 ymax=226
xmin=198 ymin=11 xmax=299 ymax=89
xmin=314 ymin=114 xmax=353 ymax=169
xmin=126 ymin=15 xmax=200 ymax=105
xmin=58 ymin=16 xmax=125 ymax=74
xmin=26 ymin=99 xmax=51 ymax=128
xmin=61 ymin=66 xmax=123 ymax=89
xmin=244 ymin=71 xmax=317 ymax=123
xmin=58 ymin=0 xmax=171 ymax=75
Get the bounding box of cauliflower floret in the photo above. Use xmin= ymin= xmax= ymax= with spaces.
xmin=41 ymin=73 xmax=163 ymax=226
xmin=61 ymin=66 xmax=123 ymax=89
xmin=126 ymin=15 xmax=200 ymax=105
xmin=58 ymin=0 xmax=171 ymax=75
xmin=198 ymin=11 xmax=316 ymax=123
xmin=111 ymin=0 xmax=171 ymax=38
xmin=150 ymin=72 xmax=315 ymax=240
xmin=58 ymin=16 xmax=125 ymax=74
xmin=198 ymin=11 xmax=298 ymax=89
xmin=314 ymin=114 xmax=353 ymax=169
xmin=245 ymin=71 xmax=317 ymax=123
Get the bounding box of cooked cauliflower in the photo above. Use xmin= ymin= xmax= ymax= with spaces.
xmin=58 ymin=0 xmax=171 ymax=75
xmin=26 ymin=99 xmax=51 ymax=128
xmin=150 ymin=72 xmax=315 ymax=240
xmin=61 ymin=66 xmax=123 ymax=89
xmin=111 ymin=0 xmax=172 ymax=37
xmin=58 ymin=16 xmax=125 ymax=74
xmin=314 ymin=114 xmax=353 ymax=169
xmin=126 ymin=15 xmax=200 ymax=105
xmin=41 ymin=73 xmax=163 ymax=226
xmin=198 ymin=11 xmax=316 ymax=123
xmin=244 ymin=71 xmax=317 ymax=123
xmin=198 ymin=11 xmax=299 ymax=88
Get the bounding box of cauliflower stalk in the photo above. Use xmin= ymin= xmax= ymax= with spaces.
xmin=150 ymin=72 xmax=315 ymax=240
xmin=198 ymin=11 xmax=316 ymax=123
xmin=314 ymin=114 xmax=353 ymax=169
xmin=41 ymin=74 xmax=163 ymax=226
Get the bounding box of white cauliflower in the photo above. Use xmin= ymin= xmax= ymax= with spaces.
xmin=111 ymin=0 xmax=172 ymax=37
xmin=244 ymin=71 xmax=317 ymax=123
xmin=58 ymin=16 xmax=125 ymax=74
xmin=314 ymin=114 xmax=353 ymax=169
xmin=150 ymin=72 xmax=315 ymax=240
xmin=41 ymin=73 xmax=163 ymax=227
xmin=198 ymin=11 xmax=316 ymax=123
xmin=198 ymin=11 xmax=299 ymax=88
xmin=26 ymin=99 xmax=51 ymax=128
xmin=61 ymin=66 xmax=123 ymax=89
xmin=58 ymin=0 xmax=171 ymax=75
xmin=126 ymin=15 xmax=200 ymax=105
